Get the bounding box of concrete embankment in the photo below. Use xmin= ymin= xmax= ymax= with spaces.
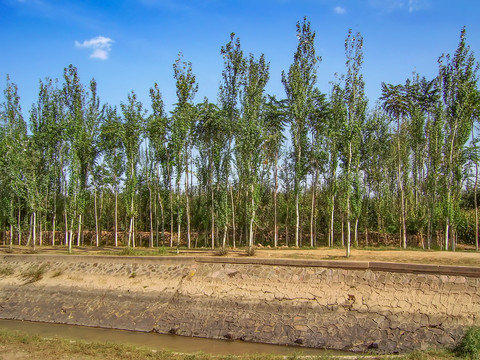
xmin=0 ymin=254 xmax=479 ymax=353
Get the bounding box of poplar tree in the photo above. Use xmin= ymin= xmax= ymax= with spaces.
xmin=219 ymin=33 xmax=245 ymax=247
xmin=264 ymin=96 xmax=286 ymax=247
xmin=236 ymin=53 xmax=270 ymax=246
xmin=439 ymin=27 xmax=479 ymax=250
xmin=0 ymin=76 xmax=27 ymax=250
xmin=171 ymin=53 xmax=198 ymax=248
xmin=100 ymin=105 xmax=125 ymax=246
xmin=282 ymin=17 xmax=320 ymax=247
xmin=381 ymin=83 xmax=409 ymax=248
xmin=340 ymin=30 xmax=367 ymax=257
xmin=147 ymin=83 xmax=170 ymax=246
xmin=120 ymin=91 xmax=145 ymax=248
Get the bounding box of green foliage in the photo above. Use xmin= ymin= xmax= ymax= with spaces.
xmin=0 ymin=24 xmax=479 ymax=253
xmin=455 ymin=326 xmax=480 ymax=359
xmin=157 ymin=246 xmax=168 ymax=255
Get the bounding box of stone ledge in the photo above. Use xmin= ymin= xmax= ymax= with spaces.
xmin=3 ymin=254 xmax=480 ymax=277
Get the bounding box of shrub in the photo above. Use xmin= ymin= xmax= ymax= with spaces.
xmin=455 ymin=326 xmax=480 ymax=359
xmin=246 ymin=246 xmax=256 ymax=256
xmin=215 ymin=247 xmax=229 ymax=256
xmin=157 ymin=246 xmax=168 ymax=255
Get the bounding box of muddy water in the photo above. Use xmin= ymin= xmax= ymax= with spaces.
xmin=0 ymin=319 xmax=350 ymax=356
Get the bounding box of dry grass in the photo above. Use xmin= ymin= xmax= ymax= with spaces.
xmin=0 ymin=328 xmax=463 ymax=359
xmin=20 ymin=263 xmax=49 ymax=284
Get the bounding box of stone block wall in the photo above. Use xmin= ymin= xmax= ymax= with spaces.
xmin=0 ymin=254 xmax=478 ymax=353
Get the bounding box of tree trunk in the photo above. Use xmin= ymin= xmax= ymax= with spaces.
xmin=273 ymin=153 xmax=278 ymax=247
xmin=341 ymin=217 xmax=344 ymax=247
xmin=330 ymin=194 xmax=335 ymax=247
xmin=475 ymin=160 xmax=479 ymax=252
xmin=222 ymin=225 xmax=227 ymax=248
xmin=354 ymin=218 xmax=359 ymax=247
xmin=32 ymin=211 xmax=36 ymax=252
xmin=310 ymin=166 xmax=318 ymax=247
xmin=17 ymin=201 xmax=21 ymax=245
xmin=211 ymin=186 xmax=215 ymax=250
xmin=94 ymin=187 xmax=99 ymax=247
xmin=64 ymin=210 xmax=68 ymax=249
xmin=185 ymin=146 xmax=191 ymax=249
xmin=295 ymin=187 xmax=300 ymax=247
xmin=170 ymin=186 xmax=174 ymax=248
xmin=9 ymin=224 xmax=13 ymax=252
xmin=149 ymin=185 xmax=154 ymax=248
xmin=39 ymin=212 xmax=43 ymax=246
xmin=157 ymin=192 xmax=165 ymax=246
xmin=445 ymin=216 xmax=450 ymax=251
xmin=77 ymin=214 xmax=82 ymax=247
xmin=52 ymin=212 xmax=56 ymax=247
xmin=114 ymin=190 xmax=118 ymax=247
xmin=249 ymin=183 xmax=255 ymax=247
xmin=230 ymin=184 xmax=236 ymax=248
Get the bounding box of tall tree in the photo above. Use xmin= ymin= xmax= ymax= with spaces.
xmin=381 ymin=82 xmax=409 ymax=248
xmin=264 ymin=96 xmax=286 ymax=247
xmin=171 ymin=53 xmax=198 ymax=248
xmin=219 ymin=33 xmax=245 ymax=247
xmin=120 ymin=91 xmax=145 ymax=248
xmin=282 ymin=17 xmax=320 ymax=247
xmin=0 ymin=76 xmax=28 ymax=250
xmin=340 ymin=30 xmax=367 ymax=257
xmin=439 ymin=27 xmax=479 ymax=250
xmin=236 ymin=53 xmax=270 ymax=246
xmin=100 ymin=105 xmax=125 ymax=247
xmin=147 ymin=83 xmax=170 ymax=246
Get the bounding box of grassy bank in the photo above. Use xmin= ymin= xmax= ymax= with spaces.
xmin=0 ymin=328 xmax=464 ymax=360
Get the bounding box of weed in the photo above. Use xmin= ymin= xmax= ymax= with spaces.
xmin=51 ymin=269 xmax=64 ymax=278
xmin=119 ymin=247 xmax=137 ymax=256
xmin=129 ymin=271 xmax=137 ymax=278
xmin=20 ymin=263 xmax=49 ymax=284
xmin=0 ymin=265 xmax=15 ymax=277
xmin=215 ymin=247 xmax=229 ymax=256
xmin=157 ymin=246 xmax=168 ymax=255
xmin=455 ymin=326 xmax=480 ymax=359
xmin=246 ymin=246 xmax=256 ymax=256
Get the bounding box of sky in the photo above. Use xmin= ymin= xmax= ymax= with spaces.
xmin=1 ymin=0 xmax=479 ymax=116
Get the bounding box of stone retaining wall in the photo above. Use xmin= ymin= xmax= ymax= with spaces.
xmin=0 ymin=254 xmax=479 ymax=353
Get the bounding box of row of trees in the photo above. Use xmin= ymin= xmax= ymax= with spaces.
xmin=1 ymin=19 xmax=479 ymax=255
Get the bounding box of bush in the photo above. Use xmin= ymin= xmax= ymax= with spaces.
xmin=157 ymin=246 xmax=168 ymax=255
xmin=215 ymin=247 xmax=229 ymax=256
xmin=246 ymin=246 xmax=256 ymax=256
xmin=455 ymin=326 xmax=480 ymax=359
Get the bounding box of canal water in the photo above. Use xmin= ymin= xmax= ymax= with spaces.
xmin=0 ymin=319 xmax=351 ymax=356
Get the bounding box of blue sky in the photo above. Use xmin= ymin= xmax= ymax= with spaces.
xmin=1 ymin=0 xmax=479 ymax=115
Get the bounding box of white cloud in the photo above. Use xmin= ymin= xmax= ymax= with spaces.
xmin=408 ymin=0 xmax=430 ymax=12
xmin=333 ymin=5 xmax=346 ymax=14
xmin=368 ymin=0 xmax=430 ymax=13
xmin=75 ymin=36 xmax=114 ymax=60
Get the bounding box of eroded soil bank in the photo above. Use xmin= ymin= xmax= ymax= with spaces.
xmin=0 ymin=254 xmax=479 ymax=354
